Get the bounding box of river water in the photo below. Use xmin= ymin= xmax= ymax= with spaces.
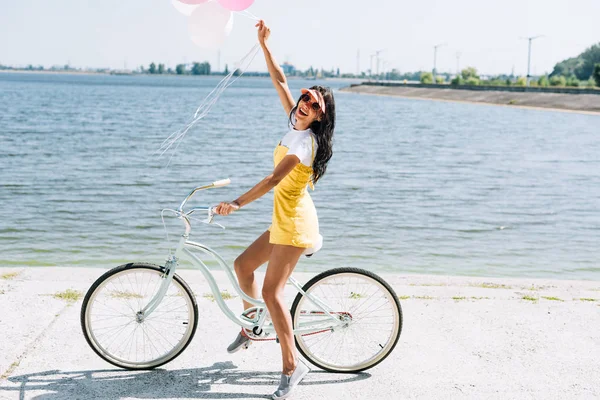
xmin=1 ymin=72 xmax=598 ymax=279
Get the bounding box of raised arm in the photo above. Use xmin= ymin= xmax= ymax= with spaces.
xmin=256 ymin=20 xmax=295 ymax=116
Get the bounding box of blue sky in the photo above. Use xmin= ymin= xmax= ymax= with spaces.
xmin=1 ymin=0 xmax=599 ymax=75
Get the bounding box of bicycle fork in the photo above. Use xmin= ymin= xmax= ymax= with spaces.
xmin=138 ymin=237 xmax=186 ymax=321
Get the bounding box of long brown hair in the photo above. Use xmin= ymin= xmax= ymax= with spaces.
xmin=288 ymin=85 xmax=336 ymax=184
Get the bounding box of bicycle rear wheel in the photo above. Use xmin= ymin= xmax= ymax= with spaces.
xmin=81 ymin=263 xmax=198 ymax=369
xmin=291 ymin=267 xmax=402 ymax=373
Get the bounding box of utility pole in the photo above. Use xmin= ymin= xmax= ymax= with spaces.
xmin=521 ymin=35 xmax=543 ymax=86
xmin=455 ymin=52 xmax=461 ymax=76
xmin=369 ymin=54 xmax=375 ymax=80
xmin=375 ymin=49 xmax=385 ymax=79
xmin=433 ymin=43 xmax=447 ymax=81
xmin=381 ymin=60 xmax=388 ymax=80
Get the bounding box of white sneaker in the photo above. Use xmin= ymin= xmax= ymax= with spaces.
xmin=226 ymin=331 xmax=252 ymax=354
xmin=272 ymin=360 xmax=310 ymax=399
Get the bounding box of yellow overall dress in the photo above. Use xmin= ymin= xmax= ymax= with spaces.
xmin=268 ymin=136 xmax=319 ymax=248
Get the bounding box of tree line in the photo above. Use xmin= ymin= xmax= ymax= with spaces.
xmin=418 ymin=66 xmax=600 ymax=88
xmin=414 ymin=42 xmax=600 ymax=88
xmin=141 ymin=62 xmax=211 ymax=75
xmin=550 ymin=43 xmax=600 ymax=81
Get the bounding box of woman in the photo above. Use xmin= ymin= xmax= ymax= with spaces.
xmin=214 ymin=20 xmax=336 ymax=400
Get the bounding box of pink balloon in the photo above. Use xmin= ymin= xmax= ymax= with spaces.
xmin=177 ymin=0 xmax=209 ymax=4
xmin=171 ymin=0 xmax=198 ymax=16
xmin=188 ymin=1 xmax=233 ymax=49
xmin=217 ymin=0 xmax=254 ymax=11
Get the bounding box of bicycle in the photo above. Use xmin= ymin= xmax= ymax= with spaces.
xmin=80 ymin=179 xmax=403 ymax=373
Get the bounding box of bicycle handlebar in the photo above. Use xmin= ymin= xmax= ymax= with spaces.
xmin=178 ymin=178 xmax=231 ymax=213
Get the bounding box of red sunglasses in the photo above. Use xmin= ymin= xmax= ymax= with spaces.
xmin=299 ymin=94 xmax=322 ymax=112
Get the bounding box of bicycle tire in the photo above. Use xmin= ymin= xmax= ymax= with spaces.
xmin=81 ymin=262 xmax=199 ymax=370
xmin=290 ymin=267 xmax=402 ymax=373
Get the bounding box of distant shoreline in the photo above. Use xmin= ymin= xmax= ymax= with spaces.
xmin=340 ymin=84 xmax=600 ymax=115
xmin=0 ymin=69 xmax=108 ymax=76
xmin=0 ymin=70 xmax=360 ymax=82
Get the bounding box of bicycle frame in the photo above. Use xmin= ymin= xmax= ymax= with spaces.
xmin=139 ymin=181 xmax=344 ymax=337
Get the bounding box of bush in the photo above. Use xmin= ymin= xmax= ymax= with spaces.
xmin=515 ymin=77 xmax=527 ymax=86
xmin=451 ymin=76 xmax=463 ymax=86
xmin=586 ymin=77 xmax=596 ymax=88
xmin=435 ymin=76 xmax=445 ymax=84
xmin=465 ymin=77 xmax=480 ymax=85
xmin=537 ymin=76 xmax=549 ymax=87
xmin=549 ymin=75 xmax=567 ymax=86
xmin=566 ymin=76 xmax=580 ymax=87
xmin=420 ymin=72 xmax=433 ymax=84
xmin=505 ymin=78 xmax=512 ymax=86
xmin=593 ymin=63 xmax=600 ymax=87
xmin=461 ymin=67 xmax=479 ymax=80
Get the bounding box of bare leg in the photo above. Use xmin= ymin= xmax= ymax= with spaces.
xmin=234 ymin=230 xmax=273 ymax=311
xmin=262 ymin=244 xmax=305 ymax=375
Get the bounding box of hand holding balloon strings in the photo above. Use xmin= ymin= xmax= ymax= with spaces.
xmin=255 ymin=20 xmax=271 ymax=46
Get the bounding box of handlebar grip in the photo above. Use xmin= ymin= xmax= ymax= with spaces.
xmin=212 ymin=178 xmax=231 ymax=188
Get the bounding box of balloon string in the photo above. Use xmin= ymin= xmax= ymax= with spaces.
xmin=236 ymin=10 xmax=260 ymax=21
xmin=156 ymin=43 xmax=261 ymax=165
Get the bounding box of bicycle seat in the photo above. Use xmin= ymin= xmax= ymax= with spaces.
xmin=303 ymin=234 xmax=323 ymax=258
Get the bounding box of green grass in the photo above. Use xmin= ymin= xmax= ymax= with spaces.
xmin=470 ymin=296 xmax=490 ymax=300
xmin=1 ymin=272 xmax=20 ymax=280
xmin=349 ymin=292 xmax=365 ymax=299
xmin=203 ymin=290 xmax=236 ymax=302
xmin=52 ymin=289 xmax=83 ymax=303
xmin=413 ymin=295 xmax=435 ymax=300
xmin=398 ymin=295 xmax=410 ymax=300
xmin=578 ymin=298 xmax=597 ymax=302
xmin=541 ymin=296 xmax=563 ymax=302
xmin=110 ymin=290 xmax=143 ymax=299
xmin=471 ymin=282 xmax=512 ymax=289
xmin=452 ymin=296 xmax=466 ymax=301
xmin=524 ymin=284 xmax=556 ymax=291
xmin=508 ymin=99 xmax=518 ymax=105
xmin=522 ymin=295 xmax=538 ymax=303
xmin=0 ymin=360 xmax=20 ymax=380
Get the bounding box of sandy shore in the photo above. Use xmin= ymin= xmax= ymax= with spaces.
xmin=1 ymin=267 xmax=599 ymax=399
xmin=340 ymin=84 xmax=600 ymax=115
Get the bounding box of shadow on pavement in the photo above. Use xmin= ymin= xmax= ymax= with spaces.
xmin=0 ymin=361 xmax=371 ymax=399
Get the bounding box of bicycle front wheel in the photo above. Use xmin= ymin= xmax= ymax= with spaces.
xmin=291 ymin=267 xmax=402 ymax=373
xmin=81 ymin=263 xmax=198 ymax=370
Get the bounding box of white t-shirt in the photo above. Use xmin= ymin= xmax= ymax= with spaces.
xmin=280 ymin=118 xmax=318 ymax=167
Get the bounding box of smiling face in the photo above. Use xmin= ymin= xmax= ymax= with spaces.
xmin=295 ymin=89 xmax=325 ymax=125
